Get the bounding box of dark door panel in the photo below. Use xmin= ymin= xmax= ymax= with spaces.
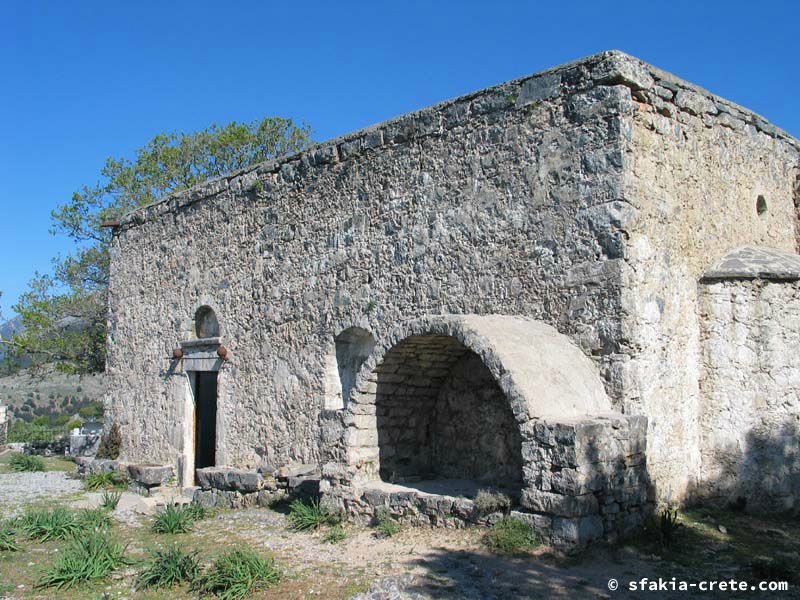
xmin=194 ymin=371 xmax=217 ymax=470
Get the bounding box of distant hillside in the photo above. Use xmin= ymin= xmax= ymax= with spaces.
xmin=0 ymin=368 xmax=105 ymax=423
xmin=0 ymin=315 xmax=27 ymax=369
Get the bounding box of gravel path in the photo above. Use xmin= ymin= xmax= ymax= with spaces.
xmin=0 ymin=471 xmax=83 ymax=519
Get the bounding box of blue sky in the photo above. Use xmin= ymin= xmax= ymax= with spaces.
xmin=1 ymin=0 xmax=798 ymax=316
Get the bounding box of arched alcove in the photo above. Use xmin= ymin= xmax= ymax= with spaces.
xmin=375 ymin=333 xmax=523 ymax=490
xmin=194 ymin=306 xmax=220 ymax=339
xmin=324 ymin=327 xmax=376 ymax=410
xmin=339 ymin=315 xmax=613 ymax=497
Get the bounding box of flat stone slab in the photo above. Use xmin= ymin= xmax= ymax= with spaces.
xmin=703 ymin=246 xmax=800 ymax=281
xmin=127 ymin=464 xmax=173 ymax=487
xmin=195 ymin=467 xmax=263 ymax=493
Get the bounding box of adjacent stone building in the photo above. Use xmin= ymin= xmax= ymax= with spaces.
xmin=105 ymin=51 xmax=800 ymax=545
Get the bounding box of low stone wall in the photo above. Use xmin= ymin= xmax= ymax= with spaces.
xmin=697 ymin=278 xmax=800 ymax=512
xmin=76 ymin=458 xmax=175 ymax=497
xmin=192 ymin=464 xmax=320 ymax=509
xmin=329 ymin=414 xmax=653 ymax=550
xmin=520 ymin=415 xmax=654 ymax=547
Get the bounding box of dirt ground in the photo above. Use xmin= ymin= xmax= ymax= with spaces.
xmin=0 ymin=455 xmax=798 ymax=599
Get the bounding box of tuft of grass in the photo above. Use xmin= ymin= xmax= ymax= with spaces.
xmin=84 ymin=471 xmax=126 ymax=491
xmin=19 ymin=507 xmax=80 ymax=541
xmin=659 ymin=508 xmax=681 ymax=547
xmin=323 ymin=524 xmax=347 ymax=544
xmin=37 ymin=531 xmax=128 ymax=590
xmin=0 ymin=522 xmax=19 ymax=552
xmin=185 ymin=502 xmax=214 ymax=522
xmin=152 ymin=504 xmax=195 ymax=534
xmin=482 ymin=517 xmax=539 ymax=553
xmin=77 ymin=508 xmax=113 ymax=531
xmin=193 ymin=547 xmax=281 ymax=600
xmin=373 ymin=507 xmax=401 ymax=538
xmin=8 ymin=452 xmax=45 ymax=472
xmin=100 ymin=489 xmax=122 ymax=511
xmin=286 ymin=498 xmax=336 ymax=531
xmin=136 ymin=545 xmax=200 ymax=590
xmin=474 ymin=489 xmax=512 ymax=515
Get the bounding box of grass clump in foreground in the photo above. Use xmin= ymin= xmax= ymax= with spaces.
xmin=152 ymin=504 xmax=196 ymax=534
xmin=287 ymin=497 xmax=338 ymax=531
xmin=372 ymin=507 xmax=401 ymax=538
xmin=136 ymin=545 xmax=200 ymax=590
xmin=323 ymin=524 xmax=347 ymax=544
xmin=483 ymin=517 xmax=539 ymax=553
xmin=84 ymin=470 xmax=127 ymax=491
xmin=185 ymin=502 xmax=214 ymax=521
xmin=37 ymin=531 xmax=128 ymax=590
xmin=19 ymin=507 xmax=80 ymax=541
xmin=8 ymin=452 xmax=45 ymax=472
xmin=100 ymin=489 xmax=122 ymax=511
xmin=0 ymin=522 xmax=19 ymax=552
xmin=193 ymin=547 xmax=281 ymax=600
xmin=77 ymin=507 xmax=114 ymax=531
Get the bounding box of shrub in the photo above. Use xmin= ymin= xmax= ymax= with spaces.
xmin=37 ymin=531 xmax=127 ymax=590
xmin=0 ymin=523 xmax=19 ymax=552
xmin=19 ymin=508 xmax=80 ymax=541
xmin=65 ymin=418 xmax=82 ymax=431
xmin=193 ymin=547 xmax=281 ymax=600
xmin=323 ymin=524 xmax=347 ymax=544
xmin=152 ymin=504 xmax=195 ymax=534
xmin=100 ymin=490 xmax=122 ymax=511
xmin=96 ymin=423 xmax=121 ymax=460
xmin=136 ymin=545 xmax=200 ymax=589
xmin=372 ymin=507 xmax=401 ymax=538
xmin=8 ymin=452 xmax=45 ymax=472
xmin=474 ymin=489 xmax=512 ymax=515
xmin=482 ymin=517 xmax=539 ymax=553
xmin=84 ymin=471 xmax=126 ymax=491
xmin=286 ymin=498 xmax=336 ymax=531
xmin=77 ymin=508 xmax=113 ymax=531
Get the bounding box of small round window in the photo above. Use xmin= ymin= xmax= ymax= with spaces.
xmin=756 ymin=195 xmax=767 ymax=216
xmin=195 ymin=306 xmax=220 ymax=338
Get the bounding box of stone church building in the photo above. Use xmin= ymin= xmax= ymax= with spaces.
xmin=105 ymin=51 xmax=800 ymax=546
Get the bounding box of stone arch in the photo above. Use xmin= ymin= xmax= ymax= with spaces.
xmin=341 ymin=314 xmax=612 ymax=487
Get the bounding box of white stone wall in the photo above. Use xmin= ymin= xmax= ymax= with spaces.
xmin=621 ymin=61 xmax=800 ymax=502
xmin=698 ymin=279 xmax=800 ymax=511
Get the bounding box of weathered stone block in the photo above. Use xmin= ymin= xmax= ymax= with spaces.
xmin=127 ymin=464 xmax=173 ymax=487
xmin=521 ymin=489 xmax=599 ymax=517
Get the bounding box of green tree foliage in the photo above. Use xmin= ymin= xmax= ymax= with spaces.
xmin=78 ymin=402 xmax=103 ymax=420
xmin=1 ymin=118 xmax=311 ymax=374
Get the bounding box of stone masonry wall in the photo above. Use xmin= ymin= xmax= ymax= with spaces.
xmin=433 ymin=352 xmax=522 ymax=486
xmin=340 ymin=414 xmax=651 ymax=550
xmin=107 ymin=52 xmax=635 ymax=472
xmin=107 ymin=50 xmax=800 ymax=508
xmin=698 ymin=279 xmax=800 ymax=512
xmin=618 ymin=57 xmax=800 ymax=501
